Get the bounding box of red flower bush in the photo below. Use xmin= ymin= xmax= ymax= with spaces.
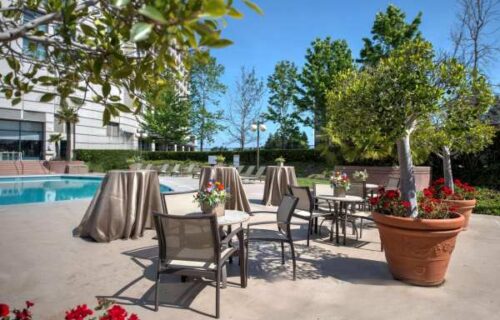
xmin=372 ymin=187 xmax=453 ymax=219
xmin=0 ymin=300 xmax=138 ymax=320
xmin=427 ymin=178 xmax=476 ymax=200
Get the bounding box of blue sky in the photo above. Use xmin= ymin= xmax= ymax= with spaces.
xmin=208 ymin=0 xmax=500 ymax=149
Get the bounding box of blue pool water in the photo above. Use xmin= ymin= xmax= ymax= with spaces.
xmin=0 ymin=176 xmax=172 ymax=205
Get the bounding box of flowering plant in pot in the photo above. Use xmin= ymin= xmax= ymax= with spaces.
xmin=370 ymin=187 xmax=464 ymax=286
xmin=215 ymin=155 xmax=225 ymax=166
xmin=330 ymin=171 xmax=350 ymax=197
xmin=424 ymin=178 xmax=477 ymax=230
xmin=353 ymin=169 xmax=369 ymax=182
xmin=194 ymin=180 xmax=229 ymax=216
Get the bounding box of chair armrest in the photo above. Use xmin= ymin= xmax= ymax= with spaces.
xmin=249 ymin=210 xmax=277 ymax=215
xmin=221 ymin=226 xmax=243 ymax=245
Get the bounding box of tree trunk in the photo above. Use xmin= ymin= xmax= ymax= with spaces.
xmin=65 ymin=121 xmax=72 ymax=161
xmin=442 ymin=146 xmax=454 ymax=192
xmin=200 ymin=139 xmax=204 ymax=152
xmin=396 ymin=133 xmax=418 ymax=218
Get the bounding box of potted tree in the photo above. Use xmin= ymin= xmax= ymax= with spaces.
xmin=195 ymin=180 xmax=229 ymax=216
xmin=215 ymin=154 xmax=226 ymax=166
xmin=275 ymin=156 xmax=286 ymax=167
xmin=326 ymin=39 xmax=465 ymax=286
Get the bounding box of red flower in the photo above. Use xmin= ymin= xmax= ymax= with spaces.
xmin=25 ymin=301 xmax=34 ymax=308
xmin=369 ymin=196 xmax=379 ymax=206
xmin=433 ymin=178 xmax=445 ymax=185
xmin=65 ymin=304 xmax=93 ymax=320
xmin=442 ymin=186 xmax=453 ymax=196
xmin=0 ymin=304 xmax=9 ymax=317
xmin=423 ymin=188 xmax=433 ymax=198
xmin=401 ymin=201 xmax=411 ymax=209
xmin=102 ymin=305 xmax=127 ymax=320
xmin=217 ymin=183 xmax=224 ymax=191
xmin=386 ymin=190 xmax=397 ymax=199
xmin=128 ymin=314 xmax=139 ymax=320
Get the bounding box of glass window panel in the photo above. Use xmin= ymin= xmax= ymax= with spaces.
xmin=21 ymin=121 xmax=43 ymax=131
xmin=0 ymin=119 xmax=20 ymax=131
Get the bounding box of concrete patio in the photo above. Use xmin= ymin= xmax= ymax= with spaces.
xmin=1 ymin=177 xmax=499 ymax=319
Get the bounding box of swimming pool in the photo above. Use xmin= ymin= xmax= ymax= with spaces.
xmin=0 ymin=175 xmax=172 ymax=205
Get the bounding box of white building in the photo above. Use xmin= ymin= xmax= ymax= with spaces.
xmin=0 ymin=9 xmax=190 ymax=160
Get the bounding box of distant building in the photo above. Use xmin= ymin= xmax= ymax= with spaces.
xmin=0 ymin=10 xmax=190 ymax=160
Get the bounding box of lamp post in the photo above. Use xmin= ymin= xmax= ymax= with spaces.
xmin=250 ymin=120 xmax=266 ymax=169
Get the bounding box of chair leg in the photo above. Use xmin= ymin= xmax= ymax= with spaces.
xmin=154 ymin=272 xmax=160 ymax=312
xmin=360 ymin=218 xmax=364 ymax=239
xmin=307 ymin=220 xmax=311 ymax=246
xmin=245 ymin=240 xmax=249 ymax=282
xmin=289 ymin=240 xmax=296 ymax=281
xmin=216 ymin=269 xmax=221 ymax=319
xmin=314 ymin=217 xmax=319 ymax=233
xmin=281 ymin=241 xmax=285 ymax=265
xmin=238 ymin=231 xmax=246 ymax=288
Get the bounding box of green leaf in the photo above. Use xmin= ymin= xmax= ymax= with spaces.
xmin=112 ymin=102 xmax=131 ymax=113
xmin=243 ymin=0 xmax=263 ymax=15
xmin=204 ymin=0 xmax=227 ymax=17
xmin=40 ymin=93 xmax=56 ymax=102
xmin=11 ymin=97 xmax=21 ymax=106
xmin=228 ymin=7 xmax=243 ymax=19
xmin=203 ymin=37 xmax=233 ymax=48
xmin=130 ymin=23 xmax=153 ymax=42
xmin=103 ymin=108 xmax=111 ymax=125
xmin=113 ymin=0 xmax=130 ymax=8
xmin=102 ymin=82 xmax=111 ymax=97
xmin=6 ymin=57 xmax=20 ymax=72
xmin=139 ymin=5 xmax=168 ymax=24
xmin=80 ymin=24 xmax=94 ymax=36
xmin=70 ymin=96 xmax=84 ymax=105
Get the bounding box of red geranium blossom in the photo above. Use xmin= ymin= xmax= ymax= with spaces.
xmin=0 ymin=304 xmax=9 ymax=317
xmin=25 ymin=301 xmax=34 ymax=308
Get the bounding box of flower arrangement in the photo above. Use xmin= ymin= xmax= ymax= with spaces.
xmin=425 ymin=178 xmax=476 ymax=200
xmin=353 ymin=169 xmax=369 ymax=182
xmin=370 ymin=187 xmax=454 ymax=219
xmin=275 ymin=156 xmax=285 ymax=165
xmin=0 ymin=299 xmax=138 ymax=320
xmin=215 ymin=155 xmax=225 ymax=165
xmin=194 ymin=180 xmax=229 ymax=207
xmin=330 ymin=171 xmax=351 ymax=190
xmin=126 ymin=155 xmax=143 ymax=165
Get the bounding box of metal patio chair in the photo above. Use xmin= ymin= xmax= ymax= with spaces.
xmin=245 ymin=195 xmax=299 ymax=280
xmin=161 ymin=190 xmax=199 ymax=215
xmin=152 ymin=213 xmax=246 ymax=318
xmin=242 ymin=166 xmax=266 ymax=182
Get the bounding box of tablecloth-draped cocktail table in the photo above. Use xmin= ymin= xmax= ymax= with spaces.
xmin=262 ymin=166 xmax=298 ymax=206
xmin=75 ymin=170 xmax=162 ymax=242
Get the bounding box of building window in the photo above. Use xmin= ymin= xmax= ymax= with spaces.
xmin=106 ymin=123 xmax=119 ymax=137
xmin=0 ymin=119 xmax=43 ymax=160
xmin=22 ymin=10 xmax=47 ymax=60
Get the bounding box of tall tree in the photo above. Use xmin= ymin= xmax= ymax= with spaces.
xmin=265 ymin=60 xmax=302 ymax=149
xmin=0 ymin=0 xmax=262 ymax=124
xmin=296 ymin=38 xmax=353 ymax=146
xmin=56 ymin=103 xmax=79 ymax=161
xmin=327 ymin=39 xmax=442 ymax=217
xmin=189 ymin=55 xmax=226 ymax=151
xmin=451 ymin=0 xmax=500 ymax=74
xmin=142 ymin=81 xmax=191 ymax=146
xmin=226 ymin=67 xmax=265 ymax=150
xmin=264 ymin=129 xmax=308 ymax=150
xmin=358 ymin=4 xmax=422 ymax=66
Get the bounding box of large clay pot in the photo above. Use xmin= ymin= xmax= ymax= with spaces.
xmin=201 ymin=202 xmax=225 ymax=217
xmin=372 ymin=212 xmax=464 ymax=286
xmin=442 ymin=199 xmax=476 ymax=230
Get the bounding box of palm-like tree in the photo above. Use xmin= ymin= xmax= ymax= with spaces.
xmin=56 ymin=104 xmax=79 ymax=161
xmin=48 ymin=133 xmax=62 ymax=159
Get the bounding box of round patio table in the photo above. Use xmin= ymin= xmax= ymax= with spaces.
xmin=199 ymin=166 xmax=251 ymax=213
xmin=315 ymin=194 xmax=365 ymax=245
xmin=262 ymin=166 xmax=298 ymax=206
xmin=74 ymin=170 xmax=162 ymax=242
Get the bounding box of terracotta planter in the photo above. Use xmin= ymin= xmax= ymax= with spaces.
xmin=372 ymin=211 xmax=464 ymax=286
xmin=442 ymin=199 xmax=476 ymax=230
xmin=201 ymin=202 xmax=225 ymax=217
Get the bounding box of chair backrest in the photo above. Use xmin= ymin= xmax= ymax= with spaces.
xmin=237 ymin=166 xmax=245 ymax=174
xmin=347 ymin=182 xmax=365 ymax=198
xmin=254 ymin=166 xmax=266 ymax=177
xmin=153 ymin=212 xmax=219 ymax=264
xmin=386 ymin=176 xmax=400 ymax=189
xmin=288 ymin=185 xmax=314 ymax=213
xmin=144 ymin=163 xmax=153 ymax=170
xmin=184 ymin=164 xmax=195 ymax=173
xmin=276 ymin=195 xmax=299 ymax=236
xmin=160 ymin=164 xmax=169 ymax=172
xmin=171 ymin=163 xmax=180 ymax=172
xmin=242 ymin=165 xmax=255 ymax=176
xmin=313 ymin=183 xmax=331 ymax=197
xmin=162 ymin=190 xmax=200 ymax=215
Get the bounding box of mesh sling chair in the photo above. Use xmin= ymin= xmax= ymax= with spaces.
xmin=161 ymin=190 xmax=199 ymax=215
xmin=152 ymin=213 xmax=246 ymax=318
xmin=288 ymin=186 xmax=331 ymax=246
xmin=245 ymin=195 xmax=299 ymax=280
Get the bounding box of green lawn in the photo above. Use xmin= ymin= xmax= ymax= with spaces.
xmin=297 ymin=177 xmax=329 ymax=187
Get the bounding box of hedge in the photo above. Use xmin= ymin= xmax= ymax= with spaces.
xmin=74 ymin=148 xmax=325 ymax=171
